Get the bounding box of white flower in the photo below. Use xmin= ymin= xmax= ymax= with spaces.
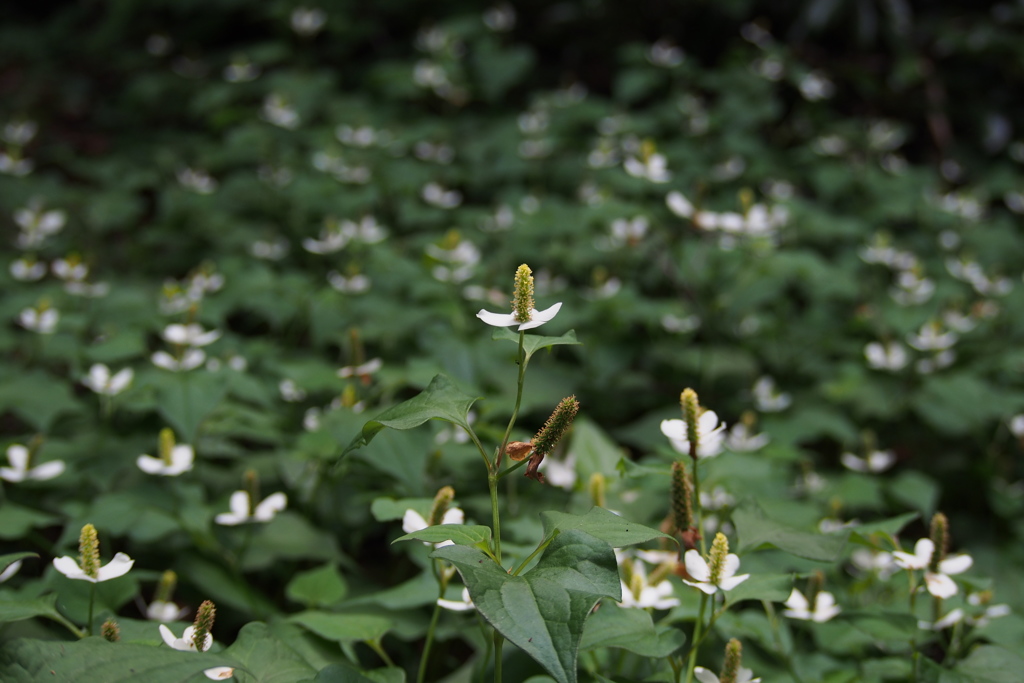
xmin=1010 ymin=414 xmax=1024 ymax=438
xmin=1 ymin=445 xmax=65 ymax=482
xmin=177 ymin=168 xmax=218 ymax=195
xmin=302 ymin=222 xmax=350 ymax=254
xmin=137 ymin=444 xmax=195 ymax=476
xmin=538 ymin=453 xmax=577 ymax=490
xmin=3 ymin=119 xmax=38 ymax=146
xmin=53 ymin=551 xmax=134 ymax=583
xmin=623 ymin=153 xmax=671 ymax=183
xmin=618 ymin=561 xmax=680 ymax=610
xmin=840 ymin=449 xmax=896 ymax=473
xmin=278 ymin=379 xmax=307 ymax=402
xmin=666 ymin=191 xmax=695 ymax=219
xmin=783 ymin=588 xmax=841 ymax=622
xmin=204 ymin=668 xmax=235 ymax=680
xmin=865 ymin=341 xmax=909 ymax=371
xmin=10 ymin=257 xmax=47 ymax=281
xmin=648 ymin=38 xmax=684 ymax=67
xmin=14 ymin=206 xmax=65 ymax=248
xmin=0 ymin=153 xmax=33 ymax=177
xmin=421 ymin=182 xmax=462 ymax=208
xmin=907 ymin=322 xmax=958 ymax=351
xmin=918 ymin=608 xmax=964 ymax=631
xmin=52 ymin=258 xmax=88 ymax=282
xmin=799 ymin=70 xmax=835 ymax=101
xmin=82 ymin=364 xmax=134 ymax=396
xmin=261 ymin=94 xmax=300 ymax=129
xmin=752 ymin=376 xmax=791 ymax=412
xmin=726 ymin=423 xmax=769 ymax=452
xmin=694 ymin=666 xmax=761 ymax=683
xmin=402 ymin=507 xmax=464 ymax=547
xmin=682 ymin=548 xmax=749 ymax=595
xmin=291 ymin=7 xmax=326 ymax=36
xmin=160 ymin=624 xmax=213 ymax=652
xmin=890 ymin=270 xmax=934 ymax=305
xmin=476 ymin=302 xmax=563 ymax=331
xmin=146 ymin=600 xmax=190 ymax=622
xmin=850 ymin=548 xmax=898 ymax=579
xmin=438 ymin=587 xmax=475 ymax=612
xmin=660 ymin=412 xmax=726 ymax=459
xmin=18 ymin=306 xmax=59 ymax=334
xmin=337 ymin=358 xmax=383 ymax=379
xmin=152 ymin=349 xmax=207 ymax=372
xmin=163 ymin=323 xmax=221 ymax=347
xmin=215 ymin=490 xmax=287 ymax=525
xmin=892 ymin=538 xmax=972 ymax=598
xmin=0 ymin=560 xmax=22 ymax=583
xmin=327 ymin=271 xmax=371 ymax=293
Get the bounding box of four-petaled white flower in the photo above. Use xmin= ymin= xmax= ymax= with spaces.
xmin=215 ymin=490 xmax=287 ymax=525
xmin=682 ymin=549 xmax=749 ymax=595
xmin=660 ymin=412 xmax=727 ymax=459
xmin=1 ymin=445 xmax=65 ymax=482
xmin=476 ymin=302 xmax=563 ymax=331
xmin=438 ymin=587 xmax=475 ymax=612
xmin=618 ymin=560 xmax=680 ymax=610
xmin=840 ymin=449 xmax=896 ymax=473
xmin=694 ymin=666 xmax=761 ymax=683
xmin=18 ymin=306 xmax=59 ymax=334
xmin=163 ymin=323 xmax=221 ymax=347
xmin=82 ymin=364 xmax=134 ymax=396
xmin=137 ymin=444 xmax=195 ymax=477
xmin=152 ymin=348 xmax=206 ymax=372
xmin=402 ymin=507 xmax=465 ymax=547
xmin=783 ymin=588 xmax=841 ymax=622
xmin=892 ymin=538 xmax=972 ymax=598
xmin=53 ymin=551 xmax=134 ymax=583
xmin=865 ymin=341 xmax=909 ymax=371
xmin=160 ymin=624 xmax=212 ymax=652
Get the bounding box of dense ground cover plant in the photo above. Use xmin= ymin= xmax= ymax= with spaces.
xmin=2 ymin=0 xmax=1024 ymax=681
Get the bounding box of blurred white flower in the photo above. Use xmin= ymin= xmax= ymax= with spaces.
xmin=0 ymin=560 xmax=22 ymax=583
xmin=647 ymin=39 xmax=684 ymax=67
xmin=890 ymin=270 xmax=934 ymax=305
xmin=291 ymin=7 xmax=326 ymax=36
xmin=51 ymin=257 xmax=88 ymax=282
xmin=303 ymin=221 xmax=350 ymax=254
xmin=682 ymin=547 xmax=749 ymax=595
xmin=907 ymin=322 xmax=957 ymax=351
xmin=476 ymin=302 xmax=562 ymax=331
xmin=327 ymin=271 xmax=371 ymax=293
xmin=1009 ymin=414 xmax=1024 ymax=438
xmin=152 ymin=348 xmax=206 ymax=372
xmin=261 ymin=94 xmax=300 ymax=129
xmin=1 ymin=445 xmax=65 ymax=482
xmin=338 ymin=358 xmax=383 ymax=379
xmin=538 ymin=452 xmax=577 ymax=490
xmin=661 ymin=313 xmax=701 ymax=334
xmin=726 ymin=423 xmax=769 ymax=452
xmin=421 ymin=181 xmax=462 ymax=208
xmin=146 ymin=600 xmax=190 ymax=622
xmin=841 ymin=449 xmax=896 ymax=473
xmin=82 ymin=364 xmax=134 ymax=396
xmin=661 ymin=412 xmax=726 ymax=459
xmin=482 ymin=3 xmax=516 ymax=31
xmin=0 ymin=152 xmax=33 ymax=176
xmin=223 ymin=59 xmax=260 ymax=83
xmin=799 ymin=71 xmax=835 ymax=101
xmin=251 ymin=238 xmax=289 ymax=260
xmin=850 ymin=548 xmax=898 ymax=579
xmin=624 ymin=153 xmax=671 ymax=183
xmin=918 ymin=608 xmax=964 ymax=631
xmin=65 ymin=281 xmax=110 ymax=298
xmin=177 ymin=168 xmax=218 ymax=195
xmin=137 ymin=439 xmax=194 ymax=477
xmin=892 ymin=538 xmax=972 ymax=598
xmin=753 ymin=376 xmax=791 ymax=412
xmin=414 ymin=141 xmax=455 ymax=164
xmin=865 ymin=340 xmax=909 ymax=371
xmin=14 ymin=205 xmax=66 ymax=249
xmin=53 ymin=551 xmax=133 ymax=583
xmin=618 ymin=560 xmax=680 ymax=609
xmin=783 ymin=588 xmax=841 ymax=622
xmin=402 ymin=507 xmax=465 ymax=547
xmin=279 ymin=379 xmax=307 ymax=402
xmin=3 ymin=119 xmax=38 ymax=146
xmin=163 ymin=323 xmax=221 ymax=347
xmin=215 ymin=490 xmax=287 ymax=525
xmin=19 ymin=306 xmax=59 ymax=334
xmin=9 ymin=257 xmax=47 ymax=281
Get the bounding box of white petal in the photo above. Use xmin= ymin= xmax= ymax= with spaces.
xmin=6 ymin=445 xmax=29 ymax=470
xmin=169 ymin=445 xmax=195 ymax=473
xmin=784 ymin=588 xmax=809 ymax=613
xmin=694 ymin=667 xmax=720 ymax=683
xmin=402 ymin=509 xmax=428 ymax=534
xmin=53 ymin=556 xmax=88 ymax=581
xmin=938 ymin=553 xmax=972 ymax=576
xmin=163 ymin=324 xmax=189 ymax=344
xmin=475 ymin=310 xmax=519 ymax=327
xmin=683 ymin=579 xmax=720 ymax=595
xmin=109 ymin=368 xmax=134 ymax=393
xmin=159 ymin=624 xmax=181 ymax=648
xmin=0 ymin=467 xmax=25 ymax=482
xmin=441 ymin=507 xmax=464 ymax=525
xmin=718 ymin=573 xmax=749 ymax=591
xmin=95 ymin=552 xmax=134 ymax=581
xmin=204 ymin=667 xmax=234 ymax=680
xmin=720 ymin=553 xmax=741 ymax=580
xmin=924 ymin=571 xmax=958 ymax=599
xmin=660 ymin=419 xmax=688 ymax=440
xmin=683 ymin=550 xmax=710 ymax=582
xmin=840 ymin=453 xmax=868 ymax=472
xmin=137 ymin=454 xmax=169 ymax=474
xmin=151 ymin=351 xmax=179 ymax=370
xmin=27 ymin=460 xmax=65 ymax=480
xmin=254 ymin=492 xmax=287 ymax=521
xmin=517 ymin=302 xmax=562 ymax=330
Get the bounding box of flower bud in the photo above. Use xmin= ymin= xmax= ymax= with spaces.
xmin=79 ymin=524 xmax=101 ymax=580
xmin=158 ymin=428 xmax=176 ymax=467
xmin=670 ymin=461 xmax=694 ymax=535
xmin=154 ymin=569 xmax=178 ymax=604
xmin=680 ymin=389 xmax=700 ymax=459
xmin=101 ymin=619 xmax=120 ymax=642
xmin=505 ymin=441 xmax=533 ymax=461
xmin=428 ymin=486 xmax=455 ymax=527
xmin=192 ymin=600 xmax=216 ymax=653
xmin=589 ymin=472 xmax=606 ymax=508
xmin=707 ymin=532 xmax=730 ymax=587
xmin=929 ymin=511 xmax=949 ymax=572
xmin=720 ymin=638 xmax=743 ymax=683
xmin=527 ymin=396 xmax=580 ymax=482
xmin=512 ymin=264 xmax=535 ymax=324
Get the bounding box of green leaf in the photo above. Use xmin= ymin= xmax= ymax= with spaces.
xmin=0 ymin=637 xmax=238 ymax=683
xmin=393 ymin=524 xmax=492 ymax=550
xmin=0 ymin=503 xmax=57 ymax=540
xmin=0 ymin=552 xmax=37 ymax=574
xmin=289 ymin=611 xmax=393 ymax=644
xmin=886 ymin=471 xmax=939 ymax=518
xmin=0 ymin=593 xmax=66 ymax=625
xmin=491 ymin=328 xmax=582 ymax=360
xmin=540 ymin=507 xmax=672 ymax=548
xmin=223 ymin=622 xmax=318 ymax=683
xmin=314 ymin=663 xmax=379 ymax=683
xmin=157 ymin=372 xmax=228 ymax=442
xmin=848 ymin=512 xmax=919 ymax=545
xmin=286 ymin=564 xmax=348 ymax=608
xmin=342 ymin=375 xmax=480 ymax=456
xmin=433 ymin=530 xmax=620 ymax=683
xmin=724 ymin=573 xmax=793 ymax=606
xmin=0 ymin=370 xmax=82 ymax=430
xmin=580 ymin=604 xmax=685 ymax=657
xmin=952 ymin=645 xmax=1024 ymax=683
xmin=734 ymin=503 xmax=847 ymax=562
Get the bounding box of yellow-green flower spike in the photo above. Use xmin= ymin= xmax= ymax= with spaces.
xmin=720 ymin=638 xmax=743 ymax=683
xmin=428 ymin=486 xmax=455 ymax=527
xmin=512 ymin=264 xmax=535 ymax=324
xmin=670 ymin=461 xmax=694 ymax=534
xmin=707 ymin=532 xmax=729 ymax=587
xmin=154 ymin=569 xmax=178 ymax=604
xmin=929 ymin=511 xmax=949 ymax=572
xmin=79 ymin=523 xmax=101 ymax=580
xmin=101 ymin=619 xmax=121 ymax=642
xmin=192 ymin=600 xmax=216 ymax=653
xmin=680 ymin=389 xmax=700 ymax=459
xmin=589 ymin=472 xmax=607 ymax=508
xmin=532 ymin=396 xmax=579 ymax=458
xmin=244 ymin=469 xmax=259 ymax=517
xmin=158 ymin=428 xmax=175 ymax=467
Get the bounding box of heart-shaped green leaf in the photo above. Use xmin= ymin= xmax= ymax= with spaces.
xmin=433 ymin=530 xmax=619 ymax=683
xmin=580 ymin=604 xmax=685 ymax=657
xmin=342 ymin=374 xmax=480 ymax=456
xmin=492 ymin=327 xmax=582 ymax=360
xmin=541 ymin=507 xmax=673 ymax=548
xmin=734 ymin=502 xmax=846 ymax=562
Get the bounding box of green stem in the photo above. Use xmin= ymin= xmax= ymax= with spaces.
xmin=691 ymin=459 xmax=706 ymax=555
xmin=512 ymin=531 xmax=557 ymax=576
xmin=496 ymin=458 xmax=529 ymax=481
xmin=496 ymin=332 xmax=528 ymax=470
xmin=367 ymin=638 xmax=396 ymax=668
xmin=418 ymin=560 xmax=449 ymax=683
xmin=49 ymin=612 xmax=86 ymax=639
xmin=488 ymin=472 xmax=502 ymax=564
xmin=87 ymin=582 xmax=96 ymax=636
xmin=493 ymin=631 xmax=504 ymax=683
xmin=684 ymin=593 xmax=709 ymax=683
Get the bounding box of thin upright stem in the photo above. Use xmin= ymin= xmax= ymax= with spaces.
xmin=497 ymin=332 xmax=528 ymax=470
xmin=488 ymin=472 xmax=502 ymax=564
xmin=684 ymin=593 xmax=709 ymax=683
xmin=493 ymin=631 xmax=504 ymax=683
xmin=87 ymin=582 xmax=96 ymax=636
xmin=690 ymin=459 xmax=706 ymax=555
